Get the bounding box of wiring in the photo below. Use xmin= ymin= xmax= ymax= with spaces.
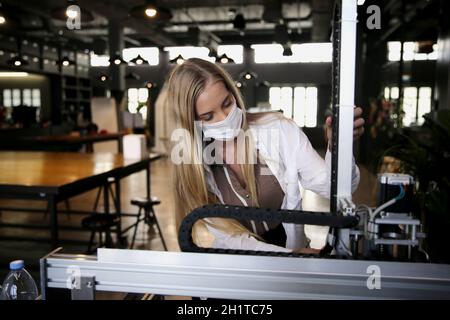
xmin=370 ymin=184 xmax=405 ymax=221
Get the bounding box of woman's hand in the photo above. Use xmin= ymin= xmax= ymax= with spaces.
xmin=325 ymin=106 xmax=365 ymax=151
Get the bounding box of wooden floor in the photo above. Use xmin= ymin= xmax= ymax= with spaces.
xmin=0 ymin=154 xmax=377 ymax=298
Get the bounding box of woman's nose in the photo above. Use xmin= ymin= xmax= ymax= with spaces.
xmin=215 ymin=109 xmax=230 ymax=122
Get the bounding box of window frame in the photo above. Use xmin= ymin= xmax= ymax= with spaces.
xmin=269 ymin=84 xmax=319 ymax=128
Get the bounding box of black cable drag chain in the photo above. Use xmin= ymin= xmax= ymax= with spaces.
xmin=178 ymin=204 xmax=359 ymax=258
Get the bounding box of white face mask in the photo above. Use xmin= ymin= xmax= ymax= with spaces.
xmin=196 ymin=104 xmax=243 ymax=141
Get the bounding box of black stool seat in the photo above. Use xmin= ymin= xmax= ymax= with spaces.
xmin=82 ymin=214 xmax=120 ymax=231
xmin=130 ymin=196 xmax=161 ymax=208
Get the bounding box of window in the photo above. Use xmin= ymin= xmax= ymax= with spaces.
xmin=269 ymin=86 xmax=318 ymax=127
xmin=12 ymin=89 xmax=21 ymax=106
xmin=32 ymin=89 xmax=41 ymax=107
xmin=127 ymin=88 xmax=148 ymax=120
xmin=2 ymin=88 xmax=41 ymax=107
xmin=384 ymin=86 xmax=432 ymax=126
xmin=384 ymin=87 xmax=400 ymax=100
xmin=403 ymin=87 xmax=418 ymax=127
xmin=90 ymin=52 xmax=110 ymax=67
xmin=23 ymin=89 xmax=32 ymax=106
xmin=3 ymin=89 xmax=11 ymax=107
xmin=294 ymin=87 xmax=318 ymax=127
xmin=252 ymin=43 xmax=332 ymax=64
xmin=387 ymin=42 xmax=438 ymax=62
xmin=122 ymin=47 xmax=159 ymax=65
xmin=417 ymin=87 xmax=432 ymax=125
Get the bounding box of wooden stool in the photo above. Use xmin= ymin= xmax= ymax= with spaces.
xmin=82 ymin=213 xmax=120 ymax=254
xmin=129 ymin=196 xmax=167 ymax=250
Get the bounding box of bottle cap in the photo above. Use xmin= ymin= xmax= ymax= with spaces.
xmin=9 ymin=260 xmax=24 ymax=270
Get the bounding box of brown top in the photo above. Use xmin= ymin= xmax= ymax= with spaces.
xmin=0 ymin=151 xmax=160 ymax=188
xmin=212 ymin=154 xmax=285 ymax=236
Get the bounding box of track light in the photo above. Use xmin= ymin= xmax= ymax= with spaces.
xmin=8 ymin=56 xmax=28 ymax=67
xmin=0 ymin=3 xmax=6 ymax=25
xmin=98 ymin=74 xmax=109 ymax=82
xmin=283 ymin=45 xmax=293 ymax=56
xmin=208 ymin=48 xmax=218 ymax=59
xmin=275 ymin=24 xmax=290 ymax=44
xmin=236 ymin=81 xmax=243 ymax=88
xmin=169 ymin=54 xmax=185 ymax=65
xmin=129 ymin=0 xmax=172 ymax=21
xmin=58 ymin=56 xmax=75 ymax=67
xmin=216 ymin=53 xmax=234 ymax=64
xmin=241 ymin=71 xmax=257 ymax=81
xmin=145 ymin=81 xmax=156 ymax=89
xmin=130 ymin=54 xmax=148 ymax=65
xmin=145 ymin=7 xmax=157 ymax=18
xmin=233 ymin=13 xmax=246 ymax=30
xmin=109 ymin=53 xmax=127 ymax=65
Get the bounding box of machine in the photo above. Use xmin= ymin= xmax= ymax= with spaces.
xmin=39 ymin=0 xmax=450 ymax=300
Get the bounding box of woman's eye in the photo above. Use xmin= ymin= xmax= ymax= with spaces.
xmin=203 ymin=114 xmax=213 ymax=122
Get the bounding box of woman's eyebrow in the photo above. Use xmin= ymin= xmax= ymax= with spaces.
xmin=198 ymin=93 xmax=230 ymax=117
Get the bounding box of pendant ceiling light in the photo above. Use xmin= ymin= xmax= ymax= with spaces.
xmin=241 ymin=71 xmax=257 ymax=81
xmin=129 ymin=0 xmax=173 ymax=22
xmin=129 ymin=55 xmax=149 ymax=65
xmin=216 ymin=53 xmax=235 ymax=64
xmin=7 ymin=56 xmax=28 ymax=67
xmin=109 ymin=52 xmax=127 ymax=66
xmin=169 ymin=54 xmax=185 ymax=65
xmin=58 ymin=56 xmax=76 ymax=67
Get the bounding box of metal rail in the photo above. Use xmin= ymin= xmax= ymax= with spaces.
xmin=40 ymin=248 xmax=450 ymax=300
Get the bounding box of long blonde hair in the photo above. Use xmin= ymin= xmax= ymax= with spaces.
xmin=166 ymin=58 xmax=262 ymax=244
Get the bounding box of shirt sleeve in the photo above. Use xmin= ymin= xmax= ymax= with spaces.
xmin=289 ymin=122 xmax=360 ymax=199
xmin=204 ymin=222 xmax=293 ymax=253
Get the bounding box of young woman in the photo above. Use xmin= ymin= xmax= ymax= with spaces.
xmin=167 ymin=58 xmax=364 ymax=254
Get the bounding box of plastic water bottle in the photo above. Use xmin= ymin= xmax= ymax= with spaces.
xmin=1 ymin=260 xmax=38 ymax=300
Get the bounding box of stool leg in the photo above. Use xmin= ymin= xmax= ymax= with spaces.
xmin=93 ymin=187 xmax=102 ymax=212
xmin=151 ymin=207 xmax=167 ymax=251
xmin=88 ymin=230 xmax=95 ymax=254
xmin=105 ymin=230 xmax=114 ymax=248
xmin=99 ymin=231 xmax=103 ymax=248
xmin=130 ymin=207 xmax=142 ymax=249
xmin=108 ymin=185 xmax=116 ymax=210
xmin=64 ymin=200 xmax=71 ymax=220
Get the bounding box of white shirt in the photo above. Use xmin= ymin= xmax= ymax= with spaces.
xmin=203 ymin=114 xmax=360 ymax=252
